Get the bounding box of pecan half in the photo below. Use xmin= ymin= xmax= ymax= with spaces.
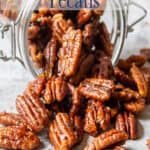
xmin=27 ymin=73 xmax=46 ymax=97
xmin=58 ymin=28 xmax=82 ymax=77
xmin=52 ymin=13 xmax=73 ymax=43
xmin=77 ymin=9 xmax=92 ymax=26
xmin=44 ymin=76 xmax=68 ymax=104
xmin=84 ymin=100 xmax=111 ymax=136
xmin=16 ymin=90 xmax=49 ymax=132
xmin=44 ymin=37 xmax=58 ymax=78
xmin=124 ymin=98 xmax=145 ymax=113
xmin=84 ymin=129 xmax=128 ymax=150
xmin=115 ymin=112 xmax=137 ymax=139
xmin=79 ymin=78 xmax=114 ymax=102
xmin=0 ymin=112 xmax=26 ymax=127
xmin=114 ymin=67 xmax=136 ymax=88
xmin=131 ymin=64 xmax=148 ymax=97
xmin=49 ymin=113 xmax=81 ymax=150
xmin=0 ymin=126 xmax=40 ymax=150
xmin=140 ymin=67 xmax=150 ymax=84
xmin=111 ymin=146 xmax=128 ymax=150
xmin=140 ymin=48 xmax=150 ymax=61
xmin=70 ymin=53 xmax=95 ymax=85
xmin=92 ymin=56 xmax=114 ymax=79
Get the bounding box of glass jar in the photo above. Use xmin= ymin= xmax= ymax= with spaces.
xmin=0 ymin=0 xmax=147 ymax=77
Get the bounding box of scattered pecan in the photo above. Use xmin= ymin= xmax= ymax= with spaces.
xmin=58 ymin=28 xmax=82 ymax=77
xmin=84 ymin=100 xmax=111 ymax=136
xmin=16 ymin=90 xmax=49 ymax=132
xmin=79 ymin=78 xmax=114 ymax=102
xmin=0 ymin=112 xmax=26 ymax=127
xmin=140 ymin=48 xmax=150 ymax=61
xmin=0 ymin=126 xmax=40 ymax=150
xmin=44 ymin=37 xmax=58 ymax=78
xmin=84 ymin=129 xmax=128 ymax=150
xmin=113 ymin=88 xmax=141 ymax=102
xmin=44 ymin=76 xmax=68 ymax=104
xmin=77 ymin=9 xmax=92 ymax=26
xmin=124 ymin=98 xmax=145 ymax=113
xmin=52 ymin=13 xmax=73 ymax=43
xmin=131 ymin=64 xmax=148 ymax=97
xmin=27 ymin=73 xmax=46 ymax=97
xmin=49 ymin=113 xmax=81 ymax=150
xmin=92 ymin=56 xmax=114 ymax=79
xmin=114 ymin=67 xmax=136 ymax=88
xmin=70 ymin=53 xmax=95 ymax=85
xmin=115 ymin=112 xmax=137 ymax=139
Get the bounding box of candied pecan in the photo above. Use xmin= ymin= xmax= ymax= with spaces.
xmin=114 ymin=67 xmax=136 ymax=88
xmin=58 ymin=28 xmax=82 ymax=77
xmin=117 ymin=59 xmax=131 ymax=72
xmin=131 ymin=64 xmax=148 ymax=97
xmin=0 ymin=112 xmax=26 ymax=127
xmin=84 ymin=100 xmax=111 ymax=135
xmin=16 ymin=90 xmax=49 ymax=132
xmin=147 ymin=139 xmax=150 ymax=150
xmin=140 ymin=48 xmax=150 ymax=61
xmin=70 ymin=53 xmax=95 ymax=85
xmin=124 ymin=98 xmax=145 ymax=113
xmin=28 ymin=24 xmax=40 ymax=40
xmin=115 ymin=112 xmax=137 ymax=139
xmin=28 ymin=41 xmax=43 ymax=68
xmin=44 ymin=76 xmax=68 ymax=104
xmin=44 ymin=37 xmax=58 ymax=78
xmin=49 ymin=113 xmax=80 ymax=150
xmin=77 ymin=9 xmax=92 ymax=26
xmin=0 ymin=126 xmax=40 ymax=150
xmin=140 ymin=67 xmax=150 ymax=84
xmin=79 ymin=78 xmax=114 ymax=102
xmin=96 ymin=22 xmax=113 ymax=56
xmin=84 ymin=129 xmax=128 ymax=150
xmin=113 ymin=88 xmax=141 ymax=102
xmin=27 ymin=73 xmax=46 ymax=97
xmin=52 ymin=13 xmax=73 ymax=43
xmin=92 ymin=57 xmax=114 ymax=79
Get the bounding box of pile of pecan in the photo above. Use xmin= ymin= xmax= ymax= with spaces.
xmin=0 ymin=0 xmax=150 ymax=150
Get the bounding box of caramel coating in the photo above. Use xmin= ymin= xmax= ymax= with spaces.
xmin=84 ymin=129 xmax=128 ymax=150
xmin=0 ymin=126 xmax=40 ymax=150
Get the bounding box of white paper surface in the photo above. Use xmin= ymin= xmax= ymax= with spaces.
xmin=0 ymin=0 xmax=150 ymax=149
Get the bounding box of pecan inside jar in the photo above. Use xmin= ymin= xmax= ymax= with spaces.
xmin=79 ymin=78 xmax=115 ymax=102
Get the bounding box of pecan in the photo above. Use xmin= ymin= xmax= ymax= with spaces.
xmin=16 ymin=90 xmax=49 ymax=132
xmin=140 ymin=48 xmax=150 ymax=61
xmin=84 ymin=100 xmax=111 ymax=136
xmin=114 ymin=67 xmax=136 ymax=88
xmin=28 ymin=25 xmax=40 ymax=40
xmin=0 ymin=112 xmax=26 ymax=127
xmin=124 ymin=98 xmax=145 ymax=113
xmin=27 ymin=73 xmax=46 ymax=97
xmin=96 ymin=22 xmax=113 ymax=56
xmin=49 ymin=113 xmax=81 ymax=150
xmin=115 ymin=112 xmax=137 ymax=139
xmin=92 ymin=57 xmax=114 ymax=79
xmin=70 ymin=53 xmax=95 ymax=85
xmin=44 ymin=76 xmax=68 ymax=104
xmin=113 ymin=88 xmax=141 ymax=102
xmin=77 ymin=9 xmax=92 ymax=26
xmin=79 ymin=78 xmax=114 ymax=102
xmin=52 ymin=13 xmax=73 ymax=43
xmin=0 ymin=126 xmax=40 ymax=150
xmin=58 ymin=28 xmax=82 ymax=77
xmin=84 ymin=129 xmax=128 ymax=150
xmin=131 ymin=64 xmax=148 ymax=97
xmin=140 ymin=67 xmax=150 ymax=84
xmin=147 ymin=139 xmax=150 ymax=150
xmin=44 ymin=37 xmax=58 ymax=78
